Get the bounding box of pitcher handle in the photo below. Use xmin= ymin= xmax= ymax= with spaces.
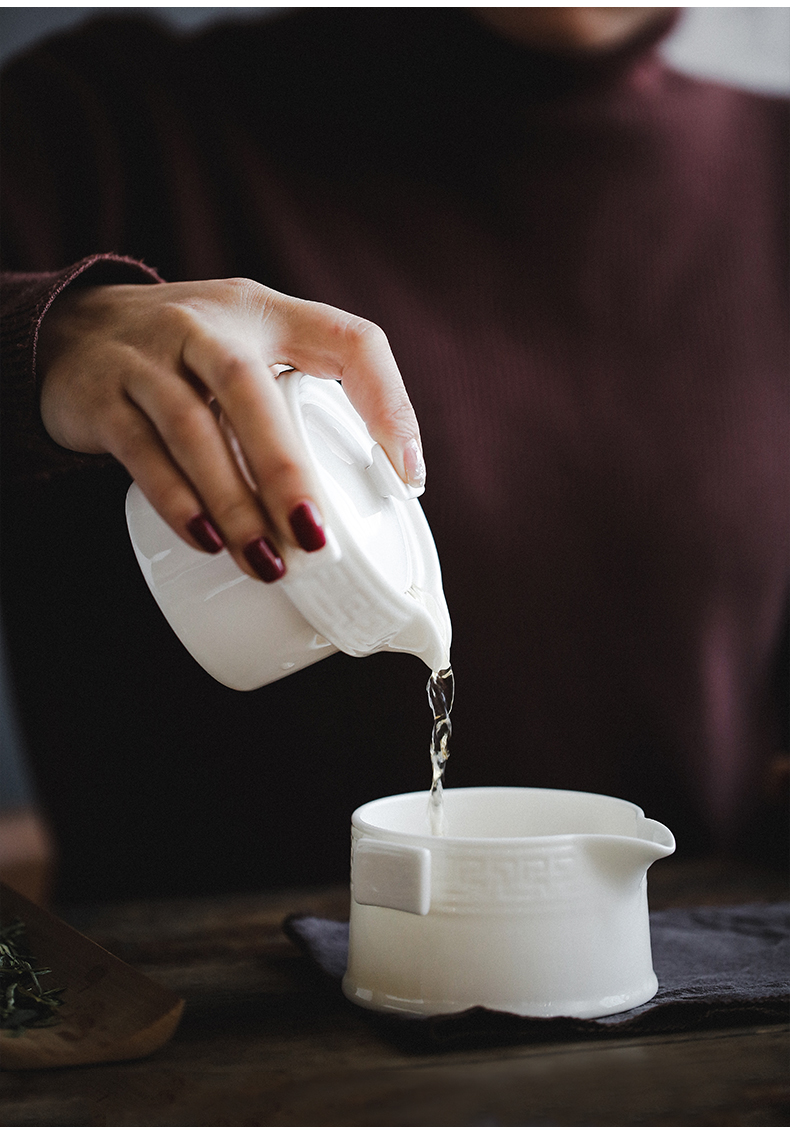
xmin=351 ymin=838 xmax=431 ymax=915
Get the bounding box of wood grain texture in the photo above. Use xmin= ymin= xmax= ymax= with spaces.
xmin=0 ymin=861 xmax=787 ymax=1124
xmin=0 ymin=884 xmax=184 ymax=1069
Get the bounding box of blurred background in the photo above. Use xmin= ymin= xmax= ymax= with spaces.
xmin=1 ymin=6 xmax=789 ymax=92
xmin=1 ymin=5 xmax=788 ymax=905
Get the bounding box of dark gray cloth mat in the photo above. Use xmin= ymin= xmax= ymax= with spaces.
xmin=283 ymin=903 xmax=790 ymax=1049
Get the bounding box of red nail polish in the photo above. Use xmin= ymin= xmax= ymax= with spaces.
xmin=187 ymin=513 xmax=224 ymax=554
xmin=244 ymin=537 xmax=285 ymax=583
xmin=289 ymin=501 xmax=326 ymax=552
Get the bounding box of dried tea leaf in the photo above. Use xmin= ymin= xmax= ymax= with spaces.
xmin=0 ymin=919 xmax=65 ymax=1034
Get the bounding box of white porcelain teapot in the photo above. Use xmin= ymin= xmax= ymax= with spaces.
xmin=126 ymin=372 xmax=451 ymax=690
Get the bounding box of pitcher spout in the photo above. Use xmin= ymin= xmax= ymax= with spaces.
xmin=583 ymin=814 xmax=675 ymax=890
xmin=636 ymin=815 xmax=676 ymax=861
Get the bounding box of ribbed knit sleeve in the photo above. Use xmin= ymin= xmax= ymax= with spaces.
xmin=1 ymin=256 xmax=163 ymax=481
xmin=0 ymin=17 xmax=175 ymax=483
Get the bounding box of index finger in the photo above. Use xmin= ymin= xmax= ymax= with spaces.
xmin=261 ymin=292 xmax=426 ymax=488
xmin=181 ymin=323 xmax=323 ymax=554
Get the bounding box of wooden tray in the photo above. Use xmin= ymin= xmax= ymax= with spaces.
xmin=0 ymin=883 xmax=184 ymax=1069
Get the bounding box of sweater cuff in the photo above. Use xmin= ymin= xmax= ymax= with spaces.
xmin=1 ymin=255 xmax=164 ymax=481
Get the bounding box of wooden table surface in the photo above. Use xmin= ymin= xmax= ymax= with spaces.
xmin=1 ymin=855 xmax=788 ymax=1127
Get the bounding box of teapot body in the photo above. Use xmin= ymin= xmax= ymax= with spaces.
xmin=126 ymin=373 xmax=451 ymax=690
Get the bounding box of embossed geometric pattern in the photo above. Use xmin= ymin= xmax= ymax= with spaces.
xmin=438 ymin=844 xmax=580 ymax=911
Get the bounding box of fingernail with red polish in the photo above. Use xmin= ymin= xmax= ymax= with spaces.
xmin=187 ymin=513 xmax=224 ymax=554
xmin=244 ymin=537 xmax=285 ymax=583
xmin=289 ymin=501 xmax=326 ymax=552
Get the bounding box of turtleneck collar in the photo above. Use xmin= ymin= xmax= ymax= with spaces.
xmin=441 ymin=8 xmax=682 ymax=102
xmin=216 ymin=8 xmax=684 ymax=180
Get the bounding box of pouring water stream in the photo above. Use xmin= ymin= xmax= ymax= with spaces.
xmin=427 ymin=666 xmax=454 ymax=835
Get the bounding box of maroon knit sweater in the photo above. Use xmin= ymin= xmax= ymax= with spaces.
xmin=1 ymin=9 xmax=787 ymax=900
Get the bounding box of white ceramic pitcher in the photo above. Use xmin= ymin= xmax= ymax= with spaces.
xmin=126 ymin=372 xmax=451 ymax=690
xmin=343 ymin=787 xmax=675 ymax=1019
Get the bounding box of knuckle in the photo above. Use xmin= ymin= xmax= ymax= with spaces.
xmin=300 ymin=303 xmax=388 ymax=357
xmin=263 ymin=451 xmax=302 ymax=489
xmin=159 ymin=398 xmax=206 ymax=448
xmin=157 ymin=300 xmax=199 ymax=337
xmin=110 ymin=421 xmax=148 ymax=467
xmin=211 ymin=351 xmax=258 ymax=395
xmin=341 ymin=314 xmax=388 ymax=354
xmin=223 ymin=276 xmax=258 ymax=294
xmin=154 ymin=478 xmax=191 ymax=520
xmin=385 ymin=398 xmax=420 ymax=438
xmin=366 ymin=395 xmax=419 ymax=446
xmin=221 ymin=277 xmax=270 ymax=314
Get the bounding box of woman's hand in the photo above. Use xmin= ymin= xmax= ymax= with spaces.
xmin=38 ymin=277 xmax=425 ymax=581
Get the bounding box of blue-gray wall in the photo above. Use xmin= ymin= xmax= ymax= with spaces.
xmin=0 ymin=7 xmax=285 ymax=66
